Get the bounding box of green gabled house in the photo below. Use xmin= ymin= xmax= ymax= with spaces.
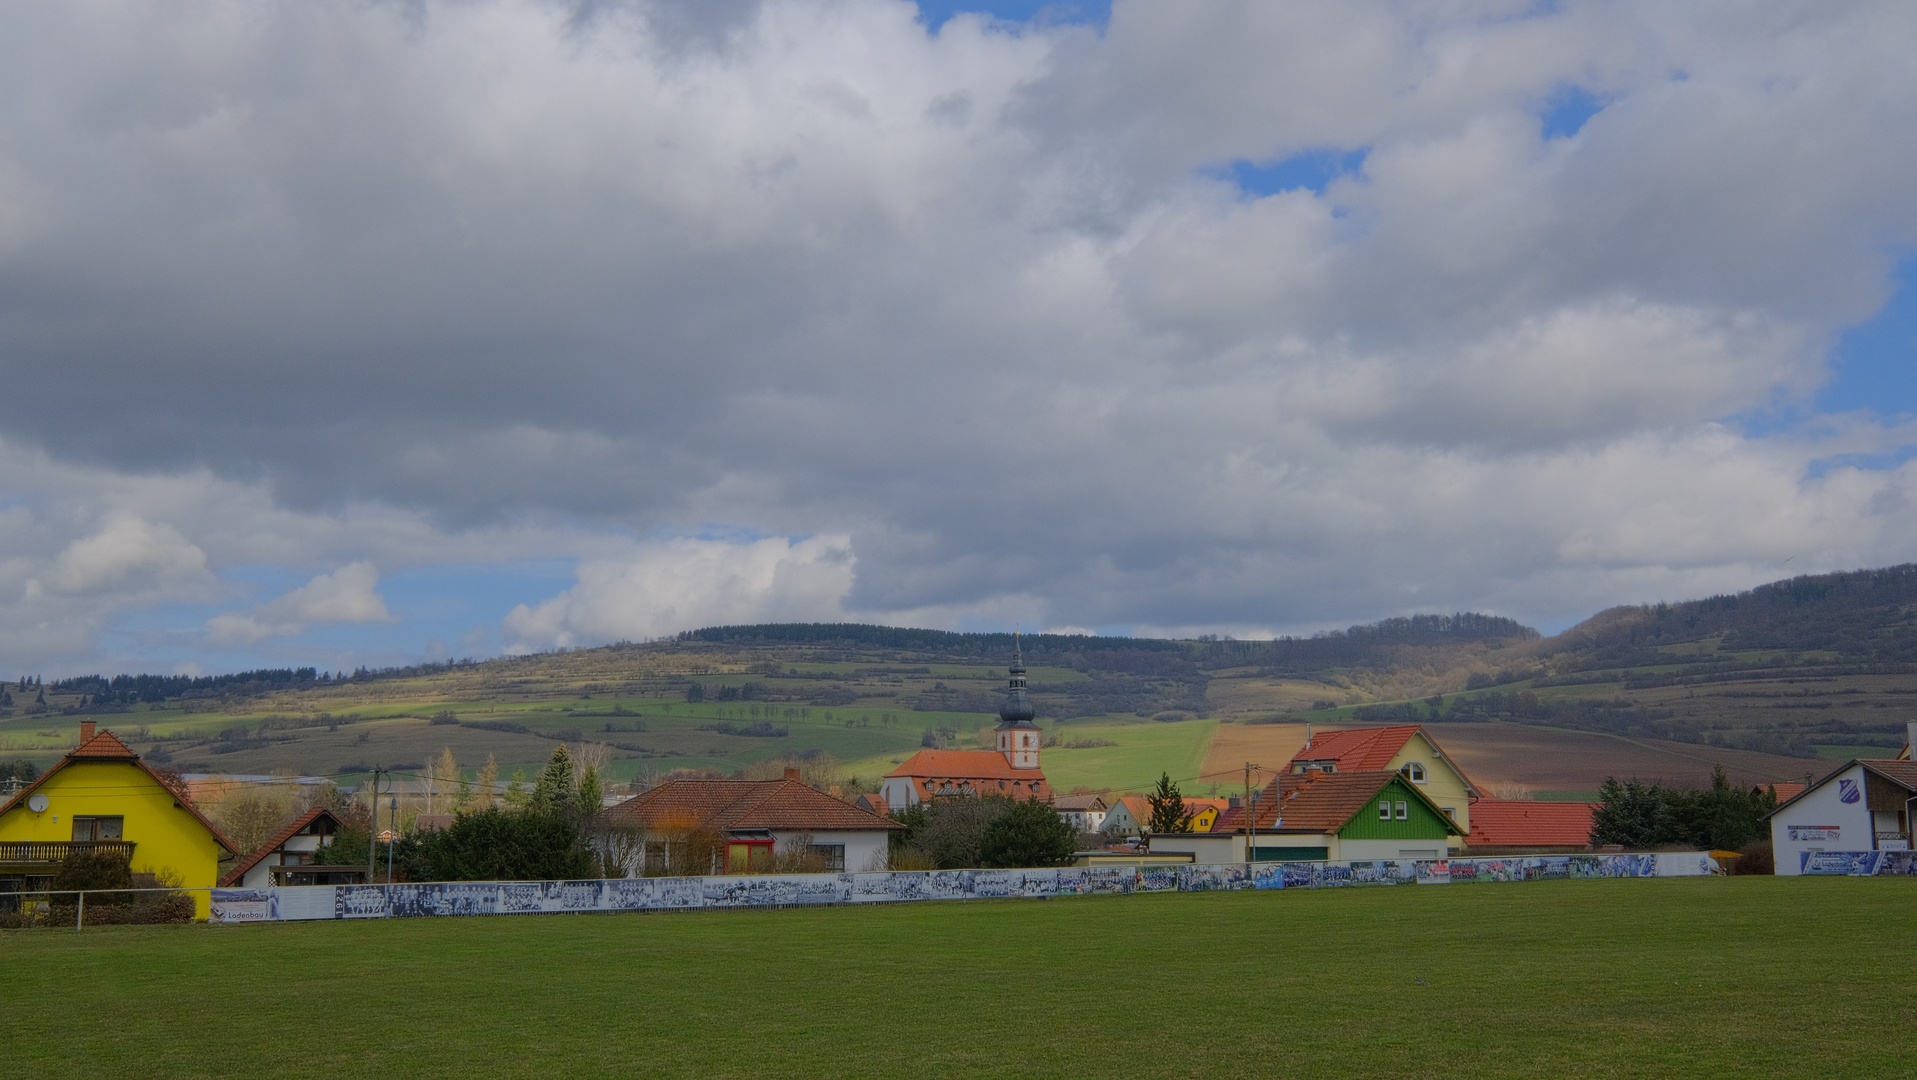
xmin=1147 ymin=770 xmax=1463 ymax=864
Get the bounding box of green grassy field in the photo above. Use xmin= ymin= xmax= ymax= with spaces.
xmin=5 ymin=878 xmax=1912 ymax=1078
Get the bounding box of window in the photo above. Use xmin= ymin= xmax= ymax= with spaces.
xmin=1441 ymin=807 xmax=1456 ymax=821
xmin=1379 ymin=800 xmax=1392 ymax=821
xmin=71 ymin=816 xmax=123 ymax=842
xmin=1395 ymin=801 xmax=1409 ymax=821
xmin=1401 ymin=762 xmax=1426 ymax=783
xmin=808 ymin=844 xmax=846 ymax=873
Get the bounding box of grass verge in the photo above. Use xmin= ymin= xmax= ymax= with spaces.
xmin=3 ymin=877 xmax=1911 ymax=1078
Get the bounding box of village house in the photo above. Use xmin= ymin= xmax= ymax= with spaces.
xmin=1464 ymin=800 xmax=1595 ymax=854
xmin=219 ymin=807 xmax=367 ymax=888
xmin=1055 ymin=793 xmax=1107 ymax=832
xmin=1100 ymin=795 xmax=1149 ymax=837
xmin=0 ymin=722 xmax=236 ymax=918
xmin=1150 ymin=769 xmax=1462 ymax=864
xmin=597 ymin=768 xmax=901 ymax=875
xmin=1288 ymin=724 xmax=1479 ymax=847
xmin=879 ymin=644 xmax=1053 ymax=809
xmin=1769 ymin=744 xmax=1917 ymax=876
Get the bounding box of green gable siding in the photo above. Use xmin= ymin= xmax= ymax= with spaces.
xmin=1338 ymin=778 xmax=1456 ymax=841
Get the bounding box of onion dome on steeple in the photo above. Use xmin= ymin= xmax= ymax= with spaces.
xmin=997 ymin=635 xmax=1037 ymax=728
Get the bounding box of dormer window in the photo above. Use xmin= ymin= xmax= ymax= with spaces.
xmin=1401 ymin=762 xmax=1426 ymax=783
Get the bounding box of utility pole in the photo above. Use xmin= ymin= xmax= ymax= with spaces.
xmin=367 ymin=766 xmax=383 ymax=884
xmin=1244 ymin=762 xmax=1260 ymax=868
xmin=388 ymin=793 xmax=398 ymax=883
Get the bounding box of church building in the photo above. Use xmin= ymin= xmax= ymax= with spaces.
xmin=878 ymin=643 xmax=1053 ymax=809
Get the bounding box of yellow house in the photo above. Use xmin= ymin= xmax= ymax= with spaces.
xmin=0 ymin=723 xmax=237 ymax=918
xmin=1288 ymin=725 xmax=1480 ymax=850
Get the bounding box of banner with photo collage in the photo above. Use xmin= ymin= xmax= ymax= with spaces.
xmin=208 ymin=850 xmax=1714 ymax=924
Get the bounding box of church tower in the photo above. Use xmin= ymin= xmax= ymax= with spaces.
xmin=995 ymin=636 xmax=1041 ymax=771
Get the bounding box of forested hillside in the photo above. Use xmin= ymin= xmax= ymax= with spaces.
xmin=5 ymin=569 xmax=1916 ymax=794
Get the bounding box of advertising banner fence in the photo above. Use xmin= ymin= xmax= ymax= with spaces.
xmin=1798 ymin=850 xmax=1917 ymax=876
xmin=208 ymin=851 xmax=1717 ymax=924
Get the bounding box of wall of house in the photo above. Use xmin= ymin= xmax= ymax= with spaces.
xmin=1146 ymin=833 xmax=1239 ymax=862
xmin=879 ymin=777 xmax=920 ymax=809
xmin=771 ymin=829 xmax=891 ymax=874
xmin=0 ymin=760 xmax=225 ymax=916
xmin=1386 ymin=736 xmax=1473 ymax=847
xmin=1338 ymin=780 xmax=1457 ymax=842
xmin=1772 ymin=764 xmax=1874 ymax=876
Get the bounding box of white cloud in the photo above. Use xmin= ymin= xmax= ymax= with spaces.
xmin=0 ymin=1 xmax=1913 ymax=669
xmin=36 ymin=516 xmax=211 ymax=596
xmin=207 ymin=561 xmax=394 ymax=645
xmin=503 ymin=535 xmax=857 ymax=650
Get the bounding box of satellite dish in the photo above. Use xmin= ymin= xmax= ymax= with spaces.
xmin=27 ymin=793 xmax=49 ymax=813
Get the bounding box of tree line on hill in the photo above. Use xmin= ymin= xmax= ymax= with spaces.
xmin=1192 ymin=613 xmax=1540 ymax=674
xmin=1545 ymin=564 xmax=1917 ymax=661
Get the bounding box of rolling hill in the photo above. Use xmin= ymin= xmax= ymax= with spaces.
xmin=6 ymin=566 xmax=1917 ymax=799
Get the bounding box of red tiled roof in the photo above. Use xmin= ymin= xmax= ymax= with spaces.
xmin=1465 ymin=800 xmax=1594 ymax=848
xmin=218 ymin=806 xmax=342 ymax=887
xmin=1210 ymin=770 xmax=1464 ymax=837
xmin=600 ymin=778 xmax=903 ymax=834
xmin=0 ymin=728 xmax=240 ymax=855
xmin=71 ymin=729 xmax=139 ymax=759
xmin=885 ymin=749 xmax=1027 ymax=780
xmin=1056 ymin=794 xmax=1107 ymax=812
xmin=1764 ymin=782 xmax=1806 ymax=803
xmin=1111 ymin=795 xmax=1151 ymax=823
xmin=1290 ymin=725 xmax=1423 ymax=770
xmin=1289 ymin=725 xmax=1479 ymax=795
xmin=855 ymin=792 xmax=890 ymax=817
xmin=884 ymin=749 xmax=1052 ymax=802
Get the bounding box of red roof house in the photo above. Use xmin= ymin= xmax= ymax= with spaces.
xmin=598 ymin=769 xmax=901 ymax=875
xmin=1288 ymin=724 xmax=1479 ymax=847
xmin=1464 ymin=800 xmax=1595 ymax=853
xmin=1148 ymin=769 xmax=1462 ymax=864
xmin=219 ymin=806 xmax=363 ymax=888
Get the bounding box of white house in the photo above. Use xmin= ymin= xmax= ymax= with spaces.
xmin=595 ymin=769 xmax=902 ymax=875
xmin=219 ymin=807 xmax=351 ymax=888
xmin=1055 ymin=794 xmax=1106 ymax=832
xmin=1769 ymin=753 xmax=1917 ymax=876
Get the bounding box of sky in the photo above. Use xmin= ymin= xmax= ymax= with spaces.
xmin=3 ymin=0 xmax=1917 ymax=677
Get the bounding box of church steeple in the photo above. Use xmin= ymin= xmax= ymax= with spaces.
xmin=996 ymin=634 xmax=1040 ymax=770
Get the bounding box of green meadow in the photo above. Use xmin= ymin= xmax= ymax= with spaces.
xmin=5 ymin=877 xmax=1910 ymax=1078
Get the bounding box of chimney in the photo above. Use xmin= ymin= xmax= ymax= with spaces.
xmin=1304 ymin=723 xmax=1312 ymax=749
xmin=80 ymin=720 xmax=96 ymax=743
xmin=1227 ymin=795 xmax=1241 ymax=809
xmin=784 ymin=767 xmax=801 ymax=782
xmin=1906 ymin=721 xmax=1916 ymax=758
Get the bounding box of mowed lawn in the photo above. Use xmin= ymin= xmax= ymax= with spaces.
xmin=6 ymin=878 xmax=1913 ymax=1079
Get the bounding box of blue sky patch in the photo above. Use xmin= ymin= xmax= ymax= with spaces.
xmin=918 ymin=0 xmax=1111 ymax=32
xmin=1541 ymin=84 xmax=1606 ymax=140
xmin=1222 ymin=148 xmax=1368 ymax=198
xmin=1819 ymin=255 xmax=1917 ymax=418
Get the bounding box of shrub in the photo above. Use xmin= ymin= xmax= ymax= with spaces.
xmin=1730 ymin=839 xmax=1775 ymax=875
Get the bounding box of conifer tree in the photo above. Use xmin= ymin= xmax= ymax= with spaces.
xmin=530 ymin=745 xmax=577 ymax=817
xmin=577 ymin=766 xmax=602 ymax=818
xmin=1146 ymin=771 xmax=1192 ymax=834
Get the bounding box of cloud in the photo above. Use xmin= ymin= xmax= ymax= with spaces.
xmin=0 ymin=1 xmax=1913 ymax=670
xmin=503 ymin=535 xmax=856 ymax=650
xmin=36 ymin=516 xmax=210 ymax=597
xmin=207 ymin=561 xmax=394 ymax=644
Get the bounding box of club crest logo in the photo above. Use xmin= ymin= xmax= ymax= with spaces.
xmin=1838 ymin=779 xmax=1861 ymax=804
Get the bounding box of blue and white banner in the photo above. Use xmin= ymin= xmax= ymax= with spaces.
xmin=209 ymin=851 xmax=1716 ymax=924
